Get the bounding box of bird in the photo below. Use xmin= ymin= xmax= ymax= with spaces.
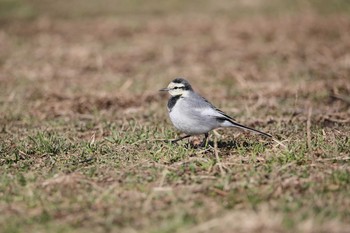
xmin=159 ymin=78 xmax=272 ymax=145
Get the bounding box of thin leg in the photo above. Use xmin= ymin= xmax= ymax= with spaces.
xmin=171 ymin=134 xmax=191 ymax=144
xmin=200 ymin=133 xmax=209 ymax=147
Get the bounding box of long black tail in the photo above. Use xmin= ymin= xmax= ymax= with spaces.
xmin=226 ymin=118 xmax=272 ymax=138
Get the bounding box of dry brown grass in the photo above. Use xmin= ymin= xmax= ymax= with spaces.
xmin=1 ymin=1 xmax=350 ymax=233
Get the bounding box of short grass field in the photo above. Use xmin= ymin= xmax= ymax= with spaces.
xmin=1 ymin=0 xmax=350 ymax=232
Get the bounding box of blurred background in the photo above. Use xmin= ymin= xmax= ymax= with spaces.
xmin=1 ymin=0 xmax=349 ymax=113
xmin=1 ymin=0 xmax=349 ymax=120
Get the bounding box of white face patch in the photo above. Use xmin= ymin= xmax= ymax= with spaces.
xmin=167 ymin=82 xmax=187 ymax=96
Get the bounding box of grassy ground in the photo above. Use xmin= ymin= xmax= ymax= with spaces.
xmin=1 ymin=0 xmax=350 ymax=232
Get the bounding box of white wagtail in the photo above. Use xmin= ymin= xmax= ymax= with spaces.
xmin=160 ymin=78 xmax=272 ymax=145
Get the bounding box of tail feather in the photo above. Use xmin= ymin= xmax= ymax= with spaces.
xmin=221 ymin=117 xmax=272 ymax=138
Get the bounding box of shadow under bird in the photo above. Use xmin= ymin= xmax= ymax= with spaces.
xmin=159 ymin=78 xmax=272 ymax=145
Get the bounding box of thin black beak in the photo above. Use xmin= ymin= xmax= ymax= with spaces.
xmin=159 ymin=88 xmax=169 ymax=92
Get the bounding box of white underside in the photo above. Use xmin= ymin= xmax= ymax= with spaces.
xmin=168 ymin=97 xmax=229 ymax=135
xmin=169 ymin=107 xmax=215 ymax=135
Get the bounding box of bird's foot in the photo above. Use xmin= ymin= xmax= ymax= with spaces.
xmin=170 ymin=140 xmax=179 ymax=144
xmin=162 ymin=139 xmax=178 ymax=144
xmin=198 ymin=133 xmax=210 ymax=148
xmin=199 ymin=140 xmax=209 ymax=148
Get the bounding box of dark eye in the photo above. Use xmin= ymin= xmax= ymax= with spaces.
xmin=174 ymin=87 xmax=179 ymax=89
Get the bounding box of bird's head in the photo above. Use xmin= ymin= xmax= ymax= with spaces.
xmin=159 ymin=78 xmax=193 ymax=96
